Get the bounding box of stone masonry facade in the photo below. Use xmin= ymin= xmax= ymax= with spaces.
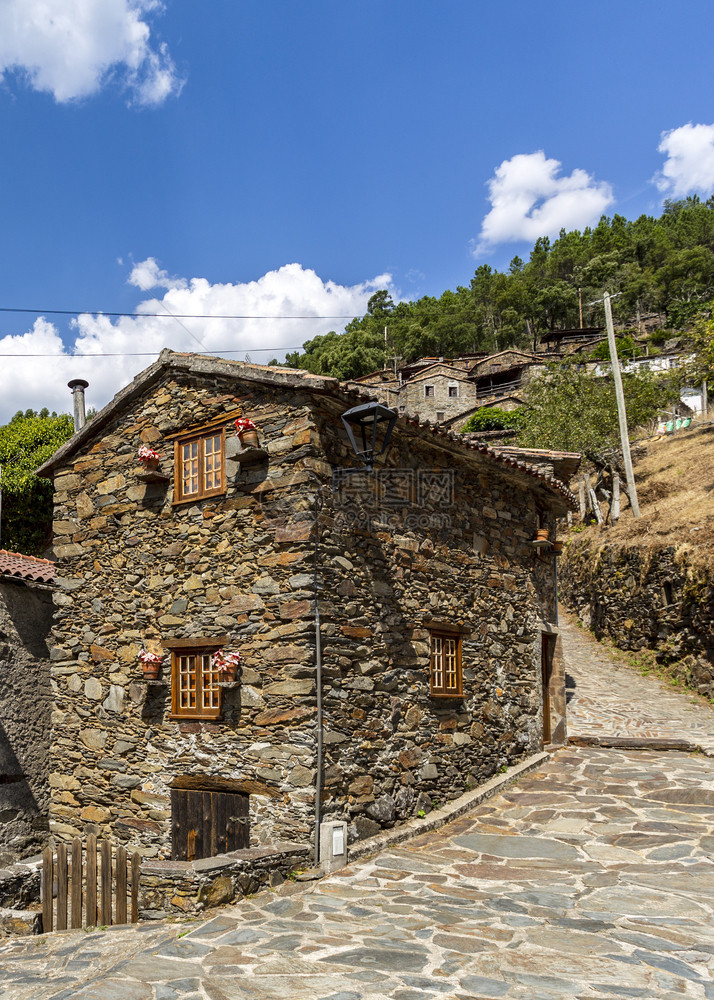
xmin=42 ymin=352 xmax=571 ymax=860
xmin=0 ymin=579 xmax=54 ymax=863
xmin=560 ymin=537 xmax=714 ymax=698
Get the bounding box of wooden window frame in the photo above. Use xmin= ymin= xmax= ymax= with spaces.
xmin=424 ymin=385 xmax=435 ymax=398
xmin=429 ymin=629 xmax=464 ymax=698
xmin=448 ymin=385 xmax=458 ymax=398
xmin=164 ymin=637 xmax=228 ymax=721
xmin=173 ymin=427 xmax=226 ymax=506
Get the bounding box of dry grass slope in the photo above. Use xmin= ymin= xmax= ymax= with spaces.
xmin=573 ymin=420 xmax=714 ymax=569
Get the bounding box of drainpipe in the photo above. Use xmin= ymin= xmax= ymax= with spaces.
xmin=554 ymin=547 xmax=559 ymax=626
xmin=313 ymin=489 xmax=324 ymax=864
xmin=68 ymin=379 xmax=89 ymax=432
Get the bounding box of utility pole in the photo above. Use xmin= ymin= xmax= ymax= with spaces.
xmin=602 ymin=291 xmax=641 ymax=518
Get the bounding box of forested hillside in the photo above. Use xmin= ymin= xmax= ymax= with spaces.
xmin=283 ymin=198 xmax=714 ymax=379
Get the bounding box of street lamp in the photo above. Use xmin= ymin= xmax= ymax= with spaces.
xmin=340 ymin=401 xmax=397 ymax=473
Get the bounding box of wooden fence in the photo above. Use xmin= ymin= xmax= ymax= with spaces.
xmin=41 ymin=835 xmax=140 ymax=933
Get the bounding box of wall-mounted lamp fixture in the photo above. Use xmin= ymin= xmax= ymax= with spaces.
xmin=341 ymin=401 xmax=397 ymax=473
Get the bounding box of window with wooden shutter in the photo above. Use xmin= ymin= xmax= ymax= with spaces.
xmin=174 ymin=429 xmax=225 ymax=504
xmin=429 ymin=630 xmax=463 ymax=697
xmin=165 ymin=638 xmax=228 ymax=720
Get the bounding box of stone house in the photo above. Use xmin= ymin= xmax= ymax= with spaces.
xmin=397 ymin=363 xmax=477 ymax=425
xmin=37 ymin=350 xmax=573 ymax=862
xmin=0 ymin=550 xmax=55 ymax=864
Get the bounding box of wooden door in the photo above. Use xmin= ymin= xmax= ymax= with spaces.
xmin=541 ymin=633 xmax=554 ymax=744
xmin=171 ymin=788 xmax=249 ymax=860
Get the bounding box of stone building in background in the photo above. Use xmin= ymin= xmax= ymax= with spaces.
xmin=0 ymin=550 xmax=55 ymax=863
xmin=36 ymin=350 xmax=573 ymax=862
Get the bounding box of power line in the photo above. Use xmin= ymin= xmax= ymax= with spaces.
xmin=0 ymin=347 xmax=305 ymax=358
xmin=0 ymin=307 xmax=363 ymax=320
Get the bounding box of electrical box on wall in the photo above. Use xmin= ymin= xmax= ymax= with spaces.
xmin=319 ymin=820 xmax=348 ymax=873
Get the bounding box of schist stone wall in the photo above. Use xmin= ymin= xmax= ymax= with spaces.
xmin=47 ymin=363 xmax=564 ymax=858
xmin=399 ymin=373 xmax=477 ymax=425
xmin=315 ymin=415 xmax=562 ymax=838
xmin=560 ymin=538 xmax=714 ymax=698
xmin=0 ymin=581 xmax=53 ymax=863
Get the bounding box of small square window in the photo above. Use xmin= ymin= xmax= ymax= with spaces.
xmin=436 ymin=411 xmax=445 ymax=423
xmin=425 ymin=385 xmax=435 ymax=398
xmin=174 ymin=430 xmax=225 ymax=503
xmin=168 ymin=642 xmax=225 ymax=720
xmin=448 ymin=385 xmax=458 ymax=398
xmin=429 ymin=630 xmax=463 ymax=697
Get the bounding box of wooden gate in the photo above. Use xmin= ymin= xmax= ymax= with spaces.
xmin=171 ymin=788 xmax=249 ymax=861
xmin=41 ymin=835 xmax=140 ymax=933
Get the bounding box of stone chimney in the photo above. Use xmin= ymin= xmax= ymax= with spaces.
xmin=67 ymin=379 xmax=89 ymax=432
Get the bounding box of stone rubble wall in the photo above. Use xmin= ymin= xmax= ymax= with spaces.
xmin=560 ymin=537 xmax=714 ymax=697
xmin=312 ymin=405 xmax=559 ymax=840
xmin=399 ymin=373 xmax=478 ymax=425
xmin=139 ymin=843 xmax=310 ymax=919
xmin=49 ymin=373 xmax=321 ymax=856
xmin=47 ymin=366 xmax=562 ymax=858
xmin=0 ymin=581 xmax=53 ymax=863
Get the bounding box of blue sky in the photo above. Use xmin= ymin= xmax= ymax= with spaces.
xmin=0 ymin=0 xmax=713 ymax=419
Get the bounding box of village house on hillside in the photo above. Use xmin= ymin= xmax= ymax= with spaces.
xmin=35 ymin=350 xmax=574 ymax=863
xmin=349 ymin=348 xmax=548 ymax=429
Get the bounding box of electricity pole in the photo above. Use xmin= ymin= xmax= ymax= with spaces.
xmin=602 ymin=291 xmax=641 ymax=519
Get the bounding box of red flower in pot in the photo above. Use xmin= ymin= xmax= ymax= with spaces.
xmin=235 ymin=418 xmax=259 ymax=448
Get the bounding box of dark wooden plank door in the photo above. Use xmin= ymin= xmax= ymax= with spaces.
xmin=172 ymin=789 xmax=249 ymax=860
xmin=541 ymin=633 xmax=554 ymax=744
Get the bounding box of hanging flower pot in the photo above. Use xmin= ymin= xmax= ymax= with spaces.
xmin=138 ymin=445 xmax=161 ymax=470
xmin=536 ymin=527 xmax=550 ymax=542
xmin=138 ymin=648 xmax=163 ymax=680
xmin=235 ymin=418 xmax=259 ymax=449
xmin=212 ymin=648 xmax=242 ymax=682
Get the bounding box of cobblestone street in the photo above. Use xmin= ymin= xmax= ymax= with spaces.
xmin=0 ymin=612 xmax=713 ymax=1000
xmin=560 ymin=613 xmax=714 ymax=755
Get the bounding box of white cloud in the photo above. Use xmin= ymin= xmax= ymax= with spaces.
xmin=0 ymin=262 xmax=396 ymax=423
xmin=655 ymin=123 xmax=714 ymax=199
xmin=473 ymin=151 xmax=614 ymax=255
xmin=0 ymin=0 xmax=181 ymax=105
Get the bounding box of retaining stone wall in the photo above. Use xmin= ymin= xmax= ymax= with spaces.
xmin=560 ymin=537 xmax=714 ymax=697
xmin=139 ymin=843 xmax=310 ymax=919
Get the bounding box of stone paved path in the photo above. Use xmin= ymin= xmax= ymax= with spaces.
xmin=2 ymin=620 xmax=714 ymax=999
xmin=1 ymin=745 xmax=713 ymax=1000
xmin=560 ymin=610 xmax=714 ymax=755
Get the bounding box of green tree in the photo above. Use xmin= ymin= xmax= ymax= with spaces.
xmin=684 ymin=305 xmax=714 ymax=385
xmin=460 ymin=407 xmax=525 ymax=433
xmin=0 ymin=410 xmax=74 ymax=554
xmin=517 ymin=358 xmax=679 ymax=454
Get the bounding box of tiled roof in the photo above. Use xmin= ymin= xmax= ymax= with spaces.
xmin=36 ymin=350 xmax=578 ymax=510
xmin=0 ymin=549 xmax=56 ymax=583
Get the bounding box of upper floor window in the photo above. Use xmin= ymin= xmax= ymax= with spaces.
xmin=492 ymin=363 xmax=502 ymax=372
xmin=425 ymin=385 xmax=435 ymax=398
xmin=429 ymin=629 xmax=463 ymax=697
xmin=165 ymin=638 xmax=227 ymax=720
xmin=448 ymin=385 xmax=458 ymax=398
xmin=174 ymin=430 xmax=225 ymax=503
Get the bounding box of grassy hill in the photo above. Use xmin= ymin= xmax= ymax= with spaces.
xmin=572 ymin=418 xmax=714 ymax=569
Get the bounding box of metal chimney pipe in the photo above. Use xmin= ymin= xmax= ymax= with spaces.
xmin=67 ymin=379 xmax=89 ymax=432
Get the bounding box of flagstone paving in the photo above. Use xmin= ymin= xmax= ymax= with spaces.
xmin=560 ymin=611 xmax=714 ymax=756
xmin=1 ymin=745 xmax=713 ymax=999
xmin=1 ymin=619 xmax=714 ymax=999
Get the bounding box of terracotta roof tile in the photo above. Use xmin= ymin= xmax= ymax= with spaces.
xmin=0 ymin=549 xmax=56 ymax=583
xmin=36 ymin=350 xmax=578 ymax=510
